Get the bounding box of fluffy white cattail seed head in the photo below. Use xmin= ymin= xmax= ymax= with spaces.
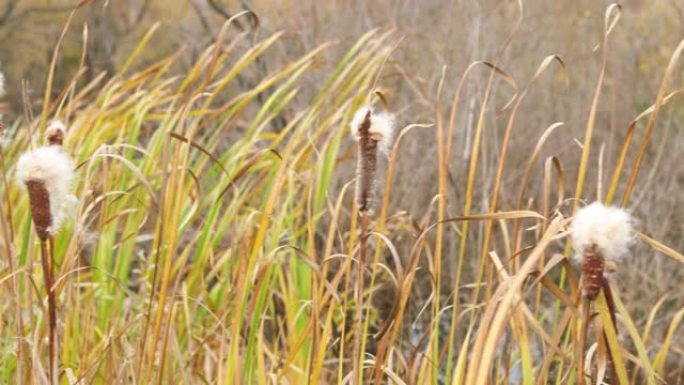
xmin=17 ymin=146 xmax=76 ymax=235
xmin=570 ymin=202 xmax=634 ymax=264
xmin=0 ymin=72 xmax=5 ymax=98
xmin=350 ymin=107 xmax=396 ymax=215
xmin=350 ymin=107 xmax=396 ymax=155
xmin=45 ymin=120 xmax=67 ymax=146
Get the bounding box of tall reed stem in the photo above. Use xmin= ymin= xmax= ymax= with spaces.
xmin=40 ymin=239 xmax=57 ymax=384
xmin=351 ymin=109 xmax=377 ymax=384
xmin=0 ymin=150 xmax=15 ymax=239
xmin=579 ymin=280 xmax=619 ymax=385
xmin=353 ymin=213 xmax=368 ymax=385
xmin=602 ymin=278 xmax=618 ymax=385
xmin=578 ymin=299 xmax=590 ymax=385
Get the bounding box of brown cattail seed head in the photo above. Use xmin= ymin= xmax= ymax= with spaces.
xmin=581 ymin=244 xmax=604 ymax=300
xmin=25 ymin=180 xmax=52 ymax=240
xmin=351 ymin=107 xmax=395 ymax=216
xmin=354 ymin=110 xmax=377 ymax=214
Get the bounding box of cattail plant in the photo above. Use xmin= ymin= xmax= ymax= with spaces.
xmin=351 ymin=107 xmax=395 ymax=216
xmin=571 ymin=202 xmax=634 ymax=299
xmin=570 ymin=202 xmax=634 ymax=385
xmin=16 ymin=126 xmax=76 ymax=385
xmin=349 ymin=106 xmax=394 ymax=384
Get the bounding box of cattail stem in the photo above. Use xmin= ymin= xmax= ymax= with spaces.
xmin=350 ymin=107 xmax=393 ymax=384
xmin=578 ymin=298 xmax=590 ymax=385
xmin=40 ymin=239 xmax=57 ymax=385
xmin=352 ymin=213 xmax=368 ymax=385
xmin=579 ymin=247 xmax=619 ymax=385
xmin=49 ymin=238 xmax=58 ymax=385
xmin=579 ymin=244 xmax=605 ymax=383
xmin=602 ymin=278 xmax=618 ymax=385
xmin=352 ymin=110 xmax=376 ymax=385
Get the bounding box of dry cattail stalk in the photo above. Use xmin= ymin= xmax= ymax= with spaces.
xmin=350 ymin=107 xmax=395 ymax=216
xmin=349 ymin=106 xmax=395 ymax=385
xmin=45 ymin=120 xmax=67 ymax=146
xmin=16 ymin=146 xmax=76 ymax=237
xmin=572 ymin=202 xmax=633 ymax=385
xmin=570 ymin=201 xmax=634 ymax=298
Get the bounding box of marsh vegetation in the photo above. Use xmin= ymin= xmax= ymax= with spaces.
xmin=0 ymin=1 xmax=683 ymax=384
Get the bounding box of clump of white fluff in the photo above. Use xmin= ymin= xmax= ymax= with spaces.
xmin=45 ymin=120 xmax=67 ymax=143
xmin=350 ymin=107 xmax=396 ymax=155
xmin=16 ymin=146 xmax=77 ymax=233
xmin=570 ymin=202 xmax=635 ymax=264
xmin=0 ymin=72 xmax=5 ymax=98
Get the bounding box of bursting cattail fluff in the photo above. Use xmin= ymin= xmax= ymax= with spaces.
xmin=45 ymin=120 xmax=67 ymax=146
xmin=570 ymin=202 xmax=634 ymax=299
xmin=351 ymin=107 xmax=395 ymax=215
xmin=16 ymin=146 xmax=76 ymax=239
xmin=0 ymin=72 xmax=5 ymax=98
